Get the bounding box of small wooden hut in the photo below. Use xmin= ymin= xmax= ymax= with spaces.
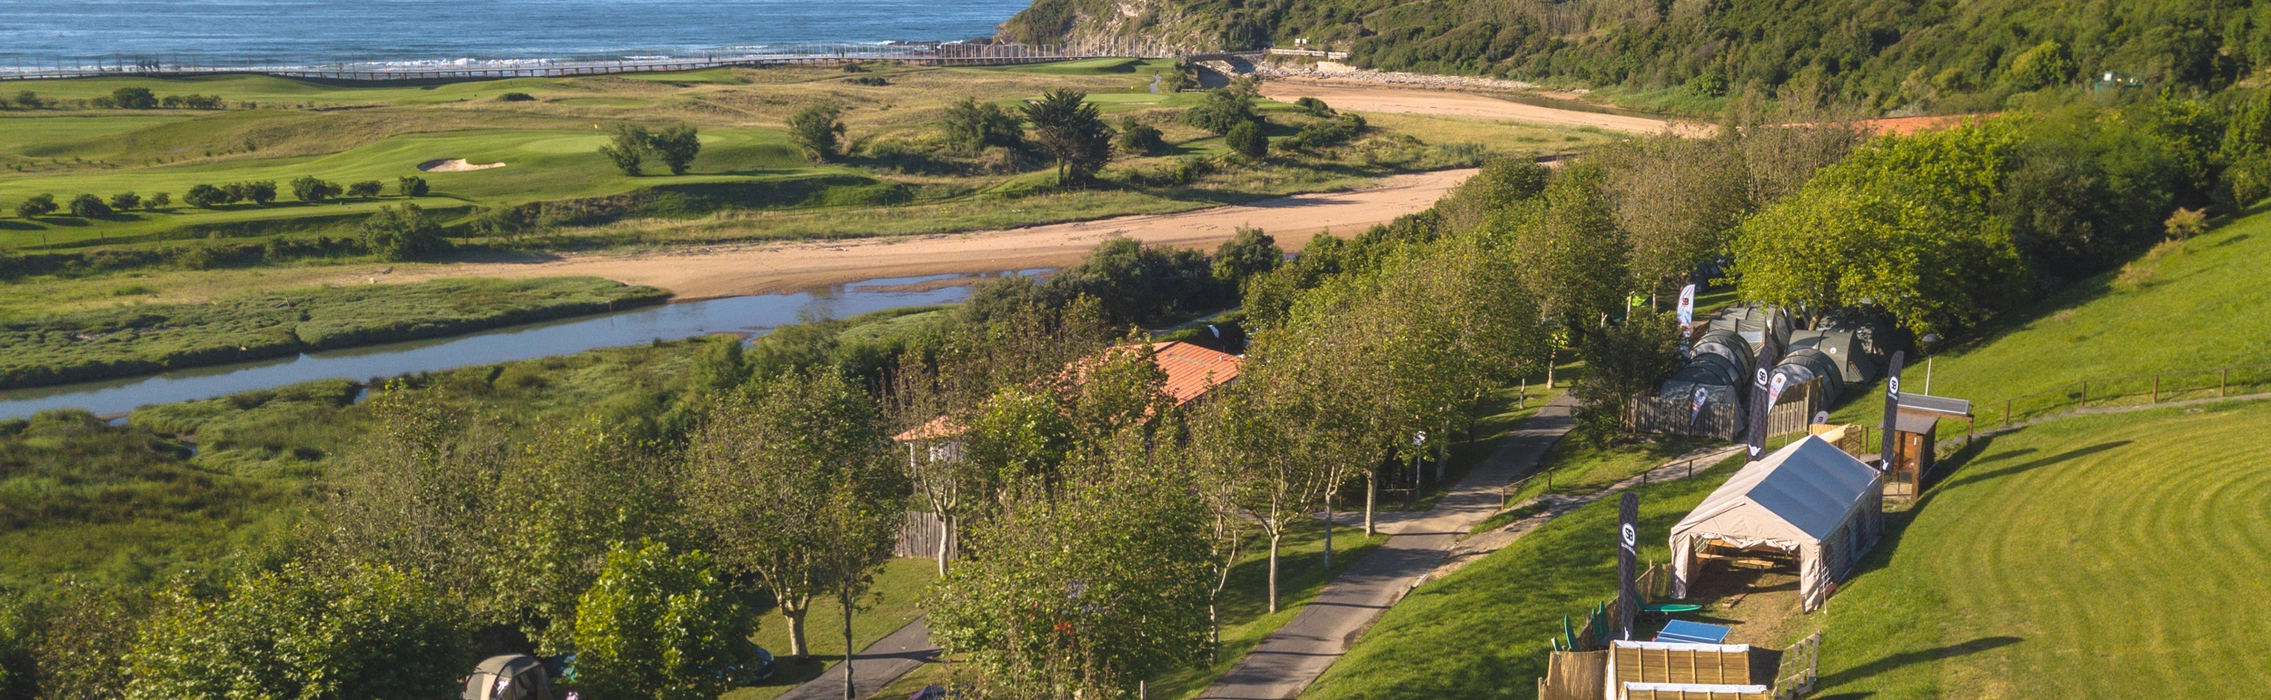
xmin=1886 ymin=394 xmax=1970 ymax=497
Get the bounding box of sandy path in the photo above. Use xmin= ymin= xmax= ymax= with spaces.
xmin=379 ymin=169 xmax=1474 ymax=299
xmin=1258 ymin=82 xmax=1689 ymax=135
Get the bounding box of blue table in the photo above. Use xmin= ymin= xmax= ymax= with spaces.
xmin=1652 ymin=619 xmax=1733 ymax=644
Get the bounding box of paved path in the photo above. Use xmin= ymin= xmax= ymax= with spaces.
xmin=1196 ymin=394 xmax=1579 ymax=699
xmin=775 ymin=617 xmax=939 ymax=700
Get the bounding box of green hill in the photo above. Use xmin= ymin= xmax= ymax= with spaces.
xmin=1832 ymin=208 xmax=2271 ymax=428
xmin=1006 ymin=0 xmax=2262 ymax=112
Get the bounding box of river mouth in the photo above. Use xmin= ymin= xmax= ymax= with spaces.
xmin=0 ymin=269 xmax=1044 ymax=420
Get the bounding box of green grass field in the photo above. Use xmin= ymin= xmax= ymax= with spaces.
xmin=1801 ymin=401 xmax=2271 ymax=698
xmin=1832 ymin=210 xmax=2271 ymax=428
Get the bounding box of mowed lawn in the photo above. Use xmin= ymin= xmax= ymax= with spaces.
xmin=1833 ymin=209 xmax=2271 ymax=426
xmin=1810 ymin=400 xmax=2271 ymax=698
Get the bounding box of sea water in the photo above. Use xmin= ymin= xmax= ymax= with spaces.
xmin=0 ymin=0 xmax=1036 ymax=67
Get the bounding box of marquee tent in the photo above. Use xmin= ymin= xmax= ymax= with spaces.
xmin=1670 ymin=436 xmax=1883 ymax=612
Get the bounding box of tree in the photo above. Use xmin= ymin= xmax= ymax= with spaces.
xmin=358 ymin=204 xmax=451 ymax=261
xmin=183 ymin=185 xmax=224 ymax=208
xmin=1188 ymin=385 xmax=1330 ymax=614
xmin=942 ymin=98 xmax=1024 ymax=153
xmin=225 ymin=181 xmax=276 ymax=205
xmin=396 ymin=176 xmax=429 ymax=197
xmin=107 ymin=192 xmax=140 ymax=212
xmin=124 ymin=563 xmax=471 ymax=700
xmin=681 ymin=368 xmax=899 ymax=659
xmin=1022 ymin=89 xmax=1114 ymax=187
xmin=1211 ymin=226 xmax=1282 ymax=292
xmin=1225 ymin=120 xmax=1267 ymax=158
xmin=788 ymin=105 xmax=846 ymax=163
xmin=571 ymin=541 xmax=757 ymax=700
xmin=484 ymin=420 xmax=683 ymax=653
xmin=928 ymin=432 xmax=1210 ymax=699
xmin=290 ymin=175 xmax=343 ymax=203
xmin=1596 ymin=133 xmax=1751 ymax=297
xmin=2003 ymin=41 xmax=2075 ymax=91
xmin=1501 ymin=162 xmax=1631 ymax=331
xmin=67 ymin=194 xmax=111 ymax=218
xmin=1569 ymin=311 xmax=1684 ymax=444
xmin=650 ymin=124 xmax=701 ymax=175
xmin=600 ymin=123 xmax=652 ymax=175
xmin=346 ymin=180 xmax=384 ymax=198
xmin=14 ymin=194 xmax=57 ymax=218
xmin=963 ymin=385 xmax=1075 ymax=499
xmin=0 ymin=589 xmax=33 ymax=700
xmin=146 ymin=192 xmax=169 ymax=210
xmin=1180 ymin=88 xmax=1261 ymax=134
xmin=109 ymin=87 xmax=157 ymax=110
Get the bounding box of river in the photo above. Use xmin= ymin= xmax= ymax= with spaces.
xmin=0 ymin=270 xmax=1038 ymax=420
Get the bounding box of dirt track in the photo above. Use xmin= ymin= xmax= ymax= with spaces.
xmin=379 ymin=169 xmax=1474 ymax=299
xmin=1258 ymin=82 xmax=1691 ymax=134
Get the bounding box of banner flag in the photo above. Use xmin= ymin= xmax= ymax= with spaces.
xmin=1676 ymin=284 xmax=1697 ymax=326
xmin=1879 ymin=350 xmax=1906 ymax=471
xmin=1745 ymin=310 xmax=1782 ymax=460
xmin=1615 ymin=492 xmax=1640 ymax=641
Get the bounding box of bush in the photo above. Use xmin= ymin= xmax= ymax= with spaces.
xmin=67 ymin=194 xmax=112 ymax=218
xmin=1293 ymin=96 xmax=1334 ymax=117
xmin=942 ymin=97 xmax=1025 ymax=153
xmin=1225 ymin=121 xmax=1267 ymax=158
xmin=2165 ymin=207 xmax=2208 ymax=239
xmin=223 ymin=181 xmax=276 ymax=205
xmin=13 ymin=194 xmax=57 ymax=218
xmin=847 ymin=75 xmax=889 ymax=86
xmin=346 ymin=180 xmax=384 ymax=198
xmin=359 ymin=204 xmax=450 ymax=261
xmin=124 ymin=564 xmax=472 ymax=700
xmin=498 ymin=92 xmax=536 ymax=101
xmin=1180 ymin=88 xmax=1262 ymax=134
xmin=146 ymin=192 xmax=169 ymax=210
xmin=107 ymin=192 xmax=140 ymax=212
xmin=108 ymin=87 xmax=157 ymax=110
xmin=789 ymin=104 xmax=847 ymax=162
xmin=1281 ymin=113 xmax=1367 ymax=151
xmin=649 ymin=124 xmax=701 ymax=176
xmin=1116 ymin=117 xmax=1166 ymax=155
xmin=183 ymin=184 xmax=225 ymax=208
xmin=290 ymin=176 xmax=343 ymax=203
xmin=396 ymin=176 xmax=429 ymax=197
xmin=571 ymin=541 xmax=756 ymax=700
xmin=11 ymin=91 xmax=41 ymax=109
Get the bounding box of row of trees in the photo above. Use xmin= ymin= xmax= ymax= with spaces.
xmin=88 ymin=87 xmax=225 ymax=110
xmin=599 ymin=124 xmax=702 ymax=176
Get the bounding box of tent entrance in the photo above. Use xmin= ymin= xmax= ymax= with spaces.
xmin=1686 ymin=540 xmax=1800 ymax=608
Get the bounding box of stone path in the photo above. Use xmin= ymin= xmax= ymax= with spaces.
xmin=1195 ymin=394 xmax=1579 ymax=699
xmin=774 ymin=617 xmax=938 ymax=700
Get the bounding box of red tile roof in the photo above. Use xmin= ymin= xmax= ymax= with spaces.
xmin=890 ymin=341 xmax=1243 ymax=442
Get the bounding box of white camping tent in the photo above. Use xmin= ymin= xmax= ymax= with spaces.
xmin=1670 ymin=436 xmax=1883 ymax=612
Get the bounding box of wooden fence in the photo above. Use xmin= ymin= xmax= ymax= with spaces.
xmin=1627 ymin=385 xmax=1817 ymax=442
xmin=0 ymin=41 xmax=1188 ymax=82
xmin=1984 ymin=361 xmax=2271 ymax=430
xmin=892 ymin=511 xmax=956 ymax=560
xmin=1772 ymin=632 xmax=1823 ymax=700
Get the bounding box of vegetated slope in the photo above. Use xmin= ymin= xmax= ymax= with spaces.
xmin=1811 ymin=402 xmax=2271 ymax=697
xmin=1300 ymin=456 xmax=1744 ymax=699
xmin=0 ymin=277 xmax=668 ymax=390
xmin=1005 ymin=0 xmax=2260 ymax=111
xmin=1832 ymin=209 xmax=2271 ymax=426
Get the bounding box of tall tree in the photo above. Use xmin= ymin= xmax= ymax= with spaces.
xmin=1188 ymin=383 xmax=1331 ymax=614
xmin=681 ymin=368 xmax=894 ymax=658
xmin=570 ymin=541 xmax=756 ymax=700
xmin=1022 ymin=89 xmax=1114 ymax=187
xmin=789 ymin=104 xmax=847 ymax=163
xmin=600 ymin=123 xmax=651 ymax=175
xmin=650 ymin=124 xmax=702 ymax=175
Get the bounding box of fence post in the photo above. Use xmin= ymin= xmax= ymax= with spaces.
xmin=2004 ymin=399 xmax=2012 ymax=428
xmin=2080 ymin=381 xmax=2088 ymax=407
xmin=2222 ymin=368 xmax=2229 ymax=398
xmin=2152 ymin=374 xmax=2160 ymax=404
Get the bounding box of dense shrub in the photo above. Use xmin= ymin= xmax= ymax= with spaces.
xmin=396 ymin=176 xmax=429 ymax=197
xmin=1116 ymin=117 xmax=1166 ymax=154
xmin=1224 ymin=121 xmax=1267 ymax=158
xmin=66 ymin=194 xmax=111 ymax=218
xmin=124 ymin=564 xmax=471 ymax=700
xmin=13 ymin=194 xmax=57 ymax=218
xmin=290 ymin=176 xmax=343 ymax=203
xmin=358 ymin=204 xmax=450 ymax=261
xmin=942 ymin=97 xmax=1025 ymax=153
xmin=1179 ymin=87 xmax=1261 ymax=134
xmin=571 ymin=542 xmax=756 ymax=700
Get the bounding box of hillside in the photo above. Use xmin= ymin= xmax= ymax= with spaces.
xmin=1004 ymin=0 xmax=2261 ymax=112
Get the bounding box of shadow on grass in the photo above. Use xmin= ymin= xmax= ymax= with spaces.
xmin=1815 ymin=636 xmax=2023 ymax=689
xmin=1934 ymin=440 xmax=2130 ymax=492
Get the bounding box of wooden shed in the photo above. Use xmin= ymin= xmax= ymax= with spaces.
xmin=1887 ymin=394 xmax=1970 ymax=498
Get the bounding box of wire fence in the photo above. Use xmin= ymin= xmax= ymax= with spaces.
xmin=0 ymin=40 xmax=1210 ymax=82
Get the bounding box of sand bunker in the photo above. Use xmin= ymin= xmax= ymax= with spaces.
xmin=418 ymin=158 xmax=507 ymax=173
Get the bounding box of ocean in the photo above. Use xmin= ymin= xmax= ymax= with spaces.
xmin=0 ymin=0 xmax=1036 ymax=67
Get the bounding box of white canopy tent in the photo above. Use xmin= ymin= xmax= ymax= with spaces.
xmin=1671 ymin=436 xmax=1883 ymax=611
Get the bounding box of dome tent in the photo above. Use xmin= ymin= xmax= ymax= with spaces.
xmin=1670 ymin=436 xmax=1883 ymax=612
xmin=1770 ymin=347 xmax=1846 ymax=408
xmin=463 ymin=654 xmax=554 ymax=700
